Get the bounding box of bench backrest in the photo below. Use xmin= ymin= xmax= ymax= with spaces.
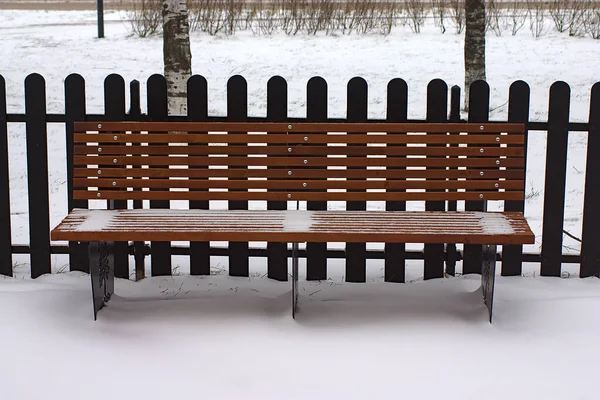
xmin=73 ymin=122 xmax=526 ymax=203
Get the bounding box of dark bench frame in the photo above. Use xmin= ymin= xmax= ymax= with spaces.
xmin=51 ymin=121 xmax=534 ymax=322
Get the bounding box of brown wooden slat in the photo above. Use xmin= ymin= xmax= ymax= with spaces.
xmin=50 ymin=209 xmax=535 ymax=245
xmin=59 ymin=223 xmax=530 ymax=234
xmin=75 ymin=133 xmax=524 ymax=145
xmin=54 ymin=210 xmax=533 ymax=225
xmin=75 ymin=167 xmax=525 ymax=180
xmin=75 ymin=178 xmax=525 ymax=191
xmin=286 ymin=145 xmax=525 ymax=156
xmin=74 ymin=190 xmax=524 ymax=202
xmin=52 ymin=229 xmax=535 ymax=245
xmin=75 ymin=121 xmax=525 ymax=134
xmin=74 ymin=144 xmax=525 ymax=157
xmin=74 ymin=155 xmax=525 ymax=168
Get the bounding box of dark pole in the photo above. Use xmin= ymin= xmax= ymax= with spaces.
xmin=97 ymin=0 xmax=104 ymax=38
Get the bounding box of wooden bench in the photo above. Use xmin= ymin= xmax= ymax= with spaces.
xmin=51 ymin=121 xmax=535 ymax=321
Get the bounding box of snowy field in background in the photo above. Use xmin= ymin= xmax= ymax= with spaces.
xmin=1 ymin=10 xmax=599 ymax=400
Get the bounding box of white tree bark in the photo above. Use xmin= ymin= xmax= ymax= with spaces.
xmin=163 ymin=0 xmax=192 ymax=115
xmin=464 ymin=0 xmax=486 ymax=110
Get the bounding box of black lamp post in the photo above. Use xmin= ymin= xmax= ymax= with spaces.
xmin=97 ymin=0 xmax=104 ymax=38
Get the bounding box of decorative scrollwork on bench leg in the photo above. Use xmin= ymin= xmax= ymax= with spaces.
xmin=291 ymin=242 xmax=299 ymax=319
xmin=481 ymin=244 xmax=497 ymax=324
xmin=88 ymin=241 xmax=115 ymax=320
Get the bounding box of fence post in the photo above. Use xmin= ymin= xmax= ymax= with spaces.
xmin=104 ymin=74 xmax=129 ymax=279
xmin=306 ymin=77 xmax=328 ymax=281
xmin=227 ymin=75 xmax=249 ymax=277
xmin=463 ymin=80 xmax=490 ymax=275
xmin=384 ymin=78 xmax=408 ymax=283
xmin=187 ymin=75 xmax=210 ymax=276
xmin=266 ymin=76 xmax=288 ymax=281
xmin=502 ymin=81 xmax=531 ymax=276
xmin=541 ymin=82 xmax=570 ymax=277
xmin=580 ymin=82 xmax=600 ymax=278
xmin=0 ymin=75 xmax=11 ymax=277
xmin=346 ymin=77 xmax=368 ymax=283
xmin=129 ymin=79 xmax=146 ymax=280
xmin=147 ymin=74 xmax=172 ymax=276
xmin=445 ymin=84 xmax=462 ymax=277
xmin=65 ymin=74 xmax=89 ymax=273
xmin=424 ymin=79 xmax=448 ymax=280
xmin=25 ymin=74 xmax=51 ymax=278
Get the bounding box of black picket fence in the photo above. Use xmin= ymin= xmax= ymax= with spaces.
xmin=0 ymin=73 xmax=599 ymax=281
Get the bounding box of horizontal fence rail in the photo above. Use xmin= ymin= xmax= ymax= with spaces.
xmin=2 ymin=114 xmax=594 ymax=132
xmin=0 ymin=73 xmax=599 ymax=280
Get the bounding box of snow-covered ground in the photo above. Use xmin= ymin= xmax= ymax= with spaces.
xmin=1 ymin=10 xmax=599 ymax=400
xmin=3 ymin=269 xmax=600 ymax=400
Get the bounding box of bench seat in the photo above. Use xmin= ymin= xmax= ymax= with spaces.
xmin=51 ymin=209 xmax=534 ymax=245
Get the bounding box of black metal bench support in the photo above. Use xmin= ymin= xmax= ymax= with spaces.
xmin=481 ymin=244 xmax=497 ymax=323
xmin=89 ymin=241 xmax=115 ymax=320
xmin=84 ymin=239 xmax=498 ymax=323
xmin=291 ymin=242 xmax=299 ymax=319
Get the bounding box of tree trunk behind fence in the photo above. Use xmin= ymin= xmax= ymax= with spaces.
xmin=464 ymin=0 xmax=486 ymax=110
xmin=163 ymin=0 xmax=192 ymax=115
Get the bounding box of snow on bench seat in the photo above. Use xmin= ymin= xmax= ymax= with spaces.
xmin=51 ymin=208 xmax=535 ymax=245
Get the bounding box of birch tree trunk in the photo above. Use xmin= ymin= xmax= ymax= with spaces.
xmin=464 ymin=0 xmax=486 ymax=110
xmin=162 ymin=0 xmax=192 ymax=115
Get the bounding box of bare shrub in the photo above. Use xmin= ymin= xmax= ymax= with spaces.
xmin=406 ymin=0 xmax=426 ymax=33
xmin=302 ymin=0 xmax=336 ymax=35
xmin=355 ymin=0 xmax=380 ymax=34
xmin=224 ymin=0 xmax=244 ymax=35
xmin=252 ymin=0 xmax=280 ymax=35
xmin=189 ymin=0 xmax=227 ymax=35
xmin=568 ymin=0 xmax=590 ymax=36
xmin=431 ymin=0 xmax=448 ymax=34
xmin=380 ymin=1 xmax=400 ymax=35
xmin=582 ymin=3 xmax=600 ymax=38
xmin=339 ymin=0 xmax=362 ymax=34
xmin=548 ymin=0 xmax=593 ymax=36
xmin=334 ymin=0 xmax=389 ymax=35
xmin=281 ymin=0 xmax=304 ymax=35
xmin=550 ymin=0 xmax=572 ymax=32
xmin=503 ymin=1 xmax=527 ymax=36
xmin=486 ymin=0 xmax=502 ymax=36
xmin=189 ymin=0 xmax=241 ymax=36
xmin=449 ymin=0 xmax=465 ymax=34
xmin=127 ymin=0 xmax=162 ymax=37
xmin=241 ymin=4 xmax=257 ymax=31
xmin=527 ymin=0 xmax=546 ymax=38
xmin=327 ymin=4 xmax=344 ymax=34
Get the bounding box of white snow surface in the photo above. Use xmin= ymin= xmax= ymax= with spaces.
xmin=2 ymin=270 xmax=600 ymax=400
xmin=71 ymin=208 xmax=116 ymax=231
xmin=479 ymin=211 xmax=516 ymax=235
xmin=1 ymin=10 xmax=600 ymax=400
xmin=283 ymin=209 xmax=314 ymax=231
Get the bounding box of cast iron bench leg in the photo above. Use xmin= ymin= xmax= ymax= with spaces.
xmin=481 ymin=244 xmax=497 ymax=323
xmin=89 ymin=241 xmax=115 ymax=320
xmin=291 ymin=242 xmax=299 ymax=319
